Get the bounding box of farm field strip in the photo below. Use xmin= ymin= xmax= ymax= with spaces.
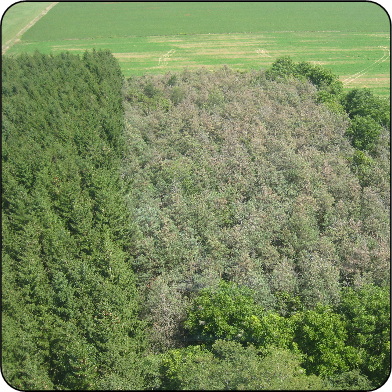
xmin=7 ymin=31 xmax=389 ymax=95
xmin=14 ymin=1 xmax=391 ymax=41
xmin=2 ymin=2 xmax=58 ymax=54
xmin=2 ymin=1 xmax=390 ymax=95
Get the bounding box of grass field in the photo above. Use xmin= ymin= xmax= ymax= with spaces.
xmin=1 ymin=2 xmax=52 ymax=45
xmin=2 ymin=2 xmax=390 ymax=96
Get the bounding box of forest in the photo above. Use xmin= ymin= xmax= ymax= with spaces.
xmin=2 ymin=50 xmax=390 ymax=390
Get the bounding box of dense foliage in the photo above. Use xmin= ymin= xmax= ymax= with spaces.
xmin=2 ymin=51 xmax=390 ymax=390
xmin=2 ymin=50 xmax=146 ymax=389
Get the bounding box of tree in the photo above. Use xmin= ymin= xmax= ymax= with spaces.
xmin=298 ymin=252 xmax=340 ymax=308
xmin=265 ymin=55 xmax=297 ymax=80
xmin=293 ymin=304 xmax=359 ymax=378
xmin=160 ymin=340 xmax=324 ymax=390
xmin=342 ymin=88 xmax=390 ymax=128
xmin=184 ymin=281 xmax=264 ymax=345
xmin=336 ymin=285 xmax=390 ymax=387
xmin=2 ymin=50 xmax=146 ymax=390
xmin=266 ymin=56 xmax=342 ymax=93
xmin=325 ymin=369 xmax=373 ymax=390
xmin=345 ymin=115 xmax=382 ymax=151
xmin=144 ymin=275 xmax=189 ymax=352
xmin=296 ymin=60 xmax=343 ymax=92
xmin=244 ymin=312 xmax=297 ymax=351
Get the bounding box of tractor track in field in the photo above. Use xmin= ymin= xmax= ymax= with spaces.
xmin=2 ymin=2 xmax=59 ymax=54
xmin=342 ymin=46 xmax=390 ymax=85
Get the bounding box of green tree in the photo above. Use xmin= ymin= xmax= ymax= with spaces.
xmin=345 ymin=115 xmax=382 ymax=151
xmin=296 ymin=60 xmax=343 ymax=92
xmin=266 ymin=55 xmax=342 ymax=93
xmin=265 ymin=55 xmax=297 ymax=80
xmin=293 ymin=304 xmax=360 ymax=378
xmin=325 ymin=369 xmax=373 ymax=390
xmin=337 ymin=285 xmax=390 ymax=387
xmin=244 ymin=312 xmax=297 ymax=351
xmin=160 ymin=340 xmax=324 ymax=390
xmin=2 ymin=50 xmax=146 ymax=390
xmin=349 ymin=149 xmax=375 ymax=186
xmin=342 ymin=88 xmax=390 ymax=128
xmin=184 ymin=281 xmax=264 ymax=345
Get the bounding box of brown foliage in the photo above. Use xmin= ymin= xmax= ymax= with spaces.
xmin=122 ymin=66 xmax=389 ymax=312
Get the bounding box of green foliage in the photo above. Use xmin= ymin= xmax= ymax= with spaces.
xmin=345 ymin=115 xmax=382 ymax=151
xmin=265 ymin=55 xmax=297 ymax=80
xmin=274 ymin=290 xmax=303 ymax=316
xmin=317 ymin=90 xmax=345 ymax=114
xmin=325 ymin=370 xmax=373 ymax=390
xmin=2 ymin=50 xmax=146 ymax=390
xmin=342 ymin=88 xmax=390 ymax=153
xmin=184 ymin=281 xmax=264 ymax=344
xmin=160 ymin=344 xmax=216 ymax=390
xmin=266 ymin=56 xmax=346 ymax=117
xmin=342 ymin=88 xmax=390 ymax=128
xmin=185 ymin=281 xmax=294 ymax=352
xmin=296 ymin=60 xmax=343 ymax=92
xmin=1 ymin=300 xmax=55 ymax=390
xmin=160 ymin=340 xmax=324 ymax=390
xmin=244 ymin=312 xmax=297 ymax=351
xmin=183 ymin=282 xmax=389 ymax=385
xmin=337 ymin=285 xmax=390 ymax=387
xmin=349 ymin=149 xmax=375 ymax=186
xmin=48 ymin=322 xmax=98 ymax=389
xmin=266 ymin=55 xmax=343 ymax=93
xmin=293 ymin=304 xmax=359 ymax=378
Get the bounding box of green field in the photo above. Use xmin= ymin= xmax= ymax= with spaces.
xmin=1 ymin=2 xmax=51 ymax=45
xmin=2 ymin=1 xmax=390 ymax=95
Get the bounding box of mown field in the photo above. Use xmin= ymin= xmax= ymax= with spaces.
xmin=2 ymin=1 xmax=390 ymax=95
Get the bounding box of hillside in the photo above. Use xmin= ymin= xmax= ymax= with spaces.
xmin=2 ymin=51 xmax=390 ymax=390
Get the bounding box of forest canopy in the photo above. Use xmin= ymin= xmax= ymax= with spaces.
xmin=2 ymin=51 xmax=390 ymax=390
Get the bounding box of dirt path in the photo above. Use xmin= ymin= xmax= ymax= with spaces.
xmin=2 ymin=2 xmax=59 ymax=54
